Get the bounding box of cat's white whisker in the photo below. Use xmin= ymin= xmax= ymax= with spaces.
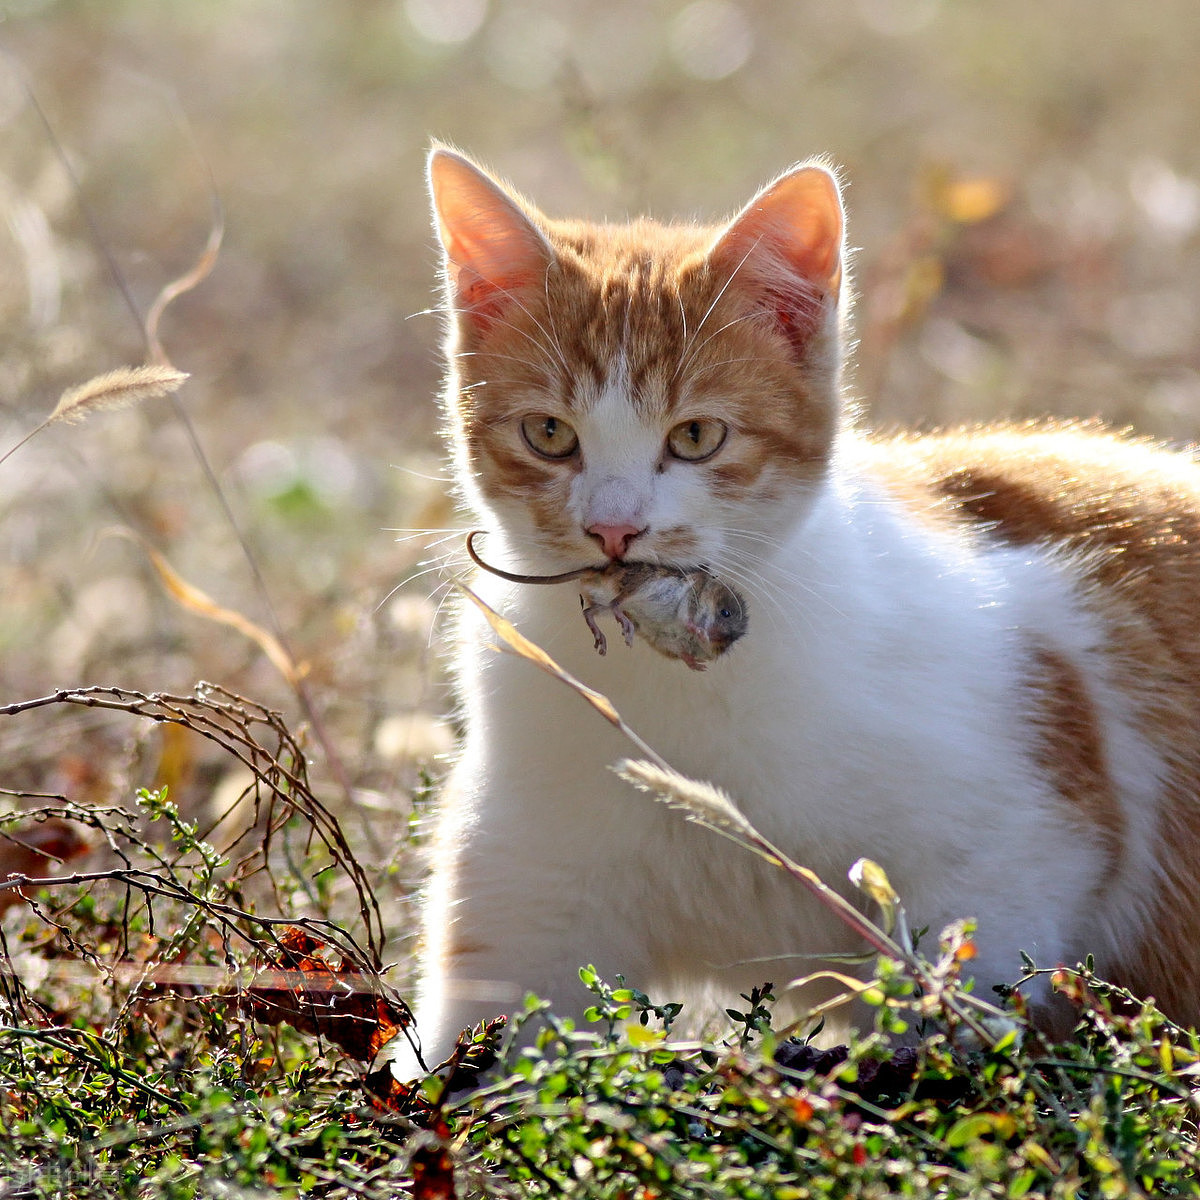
xmin=673 ymin=237 xmax=761 ymax=382
xmin=491 ymin=285 xmax=572 ymax=378
xmin=721 ymin=537 xmax=848 ymax=624
xmin=389 ymin=556 xmax=461 ymax=591
xmin=452 ymin=304 xmax=567 ymax=381
xmin=704 ymin=550 xmax=809 ymax=635
xmin=427 ymin=576 xmax=462 ymax=630
xmin=542 ymin=273 xmax=571 ymax=379
xmin=685 ymin=354 xmax=777 ymax=383
xmin=375 ymin=563 xmax=456 ymax=616
xmin=677 ymin=312 xmax=770 ymax=378
xmin=453 ymin=348 xmax=532 ymax=370
xmin=388 ymin=463 xmax=455 ymax=483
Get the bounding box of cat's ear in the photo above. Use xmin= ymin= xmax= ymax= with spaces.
xmin=708 ymin=163 xmax=845 ymax=352
xmin=427 ymin=148 xmax=554 ymax=328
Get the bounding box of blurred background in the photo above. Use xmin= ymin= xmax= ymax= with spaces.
xmin=2 ymin=0 xmax=1200 ymax=937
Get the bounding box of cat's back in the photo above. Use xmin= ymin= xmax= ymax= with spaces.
xmin=865 ymin=419 xmax=1200 ymax=1023
xmin=867 ymin=420 xmax=1200 ymax=568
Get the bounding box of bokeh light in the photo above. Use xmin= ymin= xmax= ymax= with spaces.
xmin=668 ymin=1 xmax=754 ymax=81
xmin=403 ymin=0 xmax=488 ymax=46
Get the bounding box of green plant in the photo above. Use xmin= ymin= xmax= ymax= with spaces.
xmin=427 ymin=953 xmax=1200 ymax=1198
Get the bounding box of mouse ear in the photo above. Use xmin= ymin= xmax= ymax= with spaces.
xmin=707 ymin=163 xmax=845 ymax=356
xmin=427 ymin=148 xmax=555 ymax=332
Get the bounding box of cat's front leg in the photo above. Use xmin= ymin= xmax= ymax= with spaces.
xmin=397 ymin=812 xmax=653 ymax=1077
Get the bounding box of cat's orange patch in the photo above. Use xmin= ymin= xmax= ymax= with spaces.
xmin=1117 ymin=779 xmax=1200 ymax=1024
xmin=1026 ymin=643 xmax=1124 ymax=869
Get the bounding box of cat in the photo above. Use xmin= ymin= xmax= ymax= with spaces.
xmin=397 ymin=145 xmax=1200 ymax=1072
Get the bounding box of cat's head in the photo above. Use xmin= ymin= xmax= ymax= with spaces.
xmin=428 ymin=147 xmax=848 ymax=575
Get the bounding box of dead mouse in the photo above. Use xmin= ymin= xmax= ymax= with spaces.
xmin=465 ymin=530 xmax=748 ymax=670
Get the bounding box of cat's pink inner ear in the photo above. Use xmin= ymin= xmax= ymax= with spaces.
xmin=710 ymin=165 xmax=845 ymax=347
xmin=427 ymin=149 xmax=552 ymax=321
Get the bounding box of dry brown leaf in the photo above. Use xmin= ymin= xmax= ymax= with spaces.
xmin=153 ymin=720 xmax=196 ymax=802
xmin=107 ymin=528 xmax=302 ymax=686
xmin=409 ymin=1122 xmax=458 ymax=1200
xmin=454 ymin=580 xmax=672 ymax=765
xmin=937 ymin=175 xmax=1011 ymax=225
xmin=243 ymin=926 xmax=410 ymax=1062
xmin=0 ymin=817 xmax=91 ymax=914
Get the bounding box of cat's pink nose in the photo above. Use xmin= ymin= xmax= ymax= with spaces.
xmin=587 ymin=523 xmax=643 ymax=560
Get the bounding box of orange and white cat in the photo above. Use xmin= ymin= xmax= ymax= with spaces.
xmin=401 ymin=147 xmax=1200 ymax=1070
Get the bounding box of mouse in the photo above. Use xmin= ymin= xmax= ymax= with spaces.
xmin=465 ymin=530 xmax=748 ymax=670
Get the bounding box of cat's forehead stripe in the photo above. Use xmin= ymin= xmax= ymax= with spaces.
xmin=547 ymin=235 xmax=700 ymax=419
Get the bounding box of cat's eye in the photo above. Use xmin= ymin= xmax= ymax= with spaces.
xmin=520 ymin=414 xmax=579 ymax=460
xmin=667 ymin=418 xmax=727 ymax=462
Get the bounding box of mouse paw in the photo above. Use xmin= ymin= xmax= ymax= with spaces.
xmin=614 ymin=607 xmax=636 ymax=647
xmin=581 ymin=603 xmax=609 ymax=654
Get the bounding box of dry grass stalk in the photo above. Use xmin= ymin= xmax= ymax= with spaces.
xmin=49 ymin=364 xmax=189 ymax=424
xmin=0 ymin=364 xmax=188 ymax=468
xmin=617 ymin=757 xmax=900 ymax=961
xmin=456 ymin=582 xmax=1018 ymax=1047
xmin=454 ymin=580 xmax=669 ymax=769
xmin=106 ymin=528 xmax=303 ymax=687
xmin=615 ymin=759 xmax=757 ymax=843
xmin=3 ymin=67 xmax=356 ymax=823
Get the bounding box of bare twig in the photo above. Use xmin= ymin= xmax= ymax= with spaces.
xmin=0 ymin=683 xmax=384 ymax=963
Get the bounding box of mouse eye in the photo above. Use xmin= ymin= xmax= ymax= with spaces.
xmin=521 ymin=414 xmax=579 ymax=460
xmin=719 ymin=608 xmax=732 ymax=619
xmin=667 ymin=418 xmax=727 ymax=462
